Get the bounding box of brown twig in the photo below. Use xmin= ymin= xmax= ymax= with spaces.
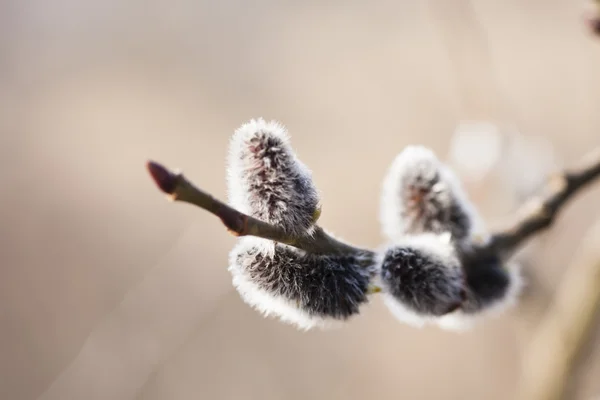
xmin=485 ymin=147 xmax=600 ymax=259
xmin=147 ymin=147 xmax=600 ymax=264
xmin=146 ymin=161 xmax=373 ymax=259
xmin=517 ymin=220 xmax=600 ymax=400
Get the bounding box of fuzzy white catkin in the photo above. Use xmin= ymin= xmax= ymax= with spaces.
xmin=379 ymin=233 xmax=465 ymax=328
xmin=227 ymin=118 xmax=320 ymax=236
xmin=229 ymin=237 xmax=376 ymax=330
xmin=380 ymin=145 xmax=484 ymax=245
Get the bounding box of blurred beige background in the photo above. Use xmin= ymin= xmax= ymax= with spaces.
xmin=2 ymin=0 xmax=600 ymax=399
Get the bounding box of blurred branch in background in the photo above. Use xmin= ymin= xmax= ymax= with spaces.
xmin=487 ymin=147 xmax=600 ymax=259
xmin=584 ymin=0 xmax=600 ymax=35
xmin=518 ymin=220 xmax=600 ymax=400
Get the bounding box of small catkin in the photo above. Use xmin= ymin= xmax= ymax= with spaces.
xmin=380 ymin=145 xmax=482 ymax=245
xmin=229 ymin=237 xmax=376 ymax=330
xmin=227 ymin=118 xmax=320 ymax=236
xmin=379 ymin=233 xmax=465 ymax=328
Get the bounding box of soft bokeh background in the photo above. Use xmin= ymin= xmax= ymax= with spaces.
xmin=2 ymin=1 xmax=600 ymax=399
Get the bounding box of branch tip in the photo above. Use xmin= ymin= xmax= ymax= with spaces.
xmin=147 ymin=160 xmax=178 ymax=195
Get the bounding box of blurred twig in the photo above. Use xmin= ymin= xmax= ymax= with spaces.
xmin=486 ymin=148 xmax=600 ymax=260
xmin=517 ymin=220 xmax=600 ymax=400
xmin=584 ymin=0 xmax=600 ymax=36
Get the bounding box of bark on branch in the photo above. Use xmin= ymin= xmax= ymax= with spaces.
xmin=147 ymin=148 xmax=600 ymax=262
xmin=485 ymin=147 xmax=600 ymax=259
xmin=146 ymin=161 xmax=372 ymax=258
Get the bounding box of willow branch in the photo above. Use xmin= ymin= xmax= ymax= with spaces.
xmin=148 ymin=148 xmax=600 ymax=262
xmin=146 ymin=161 xmax=373 ymax=259
xmin=517 ymin=221 xmax=600 ymax=400
xmin=485 ymin=147 xmax=600 ymax=259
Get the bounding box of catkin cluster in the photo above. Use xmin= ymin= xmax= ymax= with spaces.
xmin=226 ymin=119 xmax=522 ymax=330
xmin=227 ymin=119 xmax=377 ymax=330
xmin=379 ymin=146 xmax=522 ymax=330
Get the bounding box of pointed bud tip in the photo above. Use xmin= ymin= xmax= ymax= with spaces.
xmin=146 ymin=160 xmax=177 ymax=194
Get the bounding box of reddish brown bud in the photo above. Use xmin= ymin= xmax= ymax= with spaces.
xmin=146 ymin=161 xmax=177 ymax=194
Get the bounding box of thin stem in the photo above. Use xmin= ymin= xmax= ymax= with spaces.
xmin=146 ymin=161 xmax=374 ymax=260
xmin=147 ymin=147 xmax=600 ymax=266
xmin=517 ymin=221 xmax=600 ymax=400
xmin=486 ymin=148 xmax=600 ymax=259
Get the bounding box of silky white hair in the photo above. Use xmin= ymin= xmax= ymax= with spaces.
xmin=227 ymin=118 xmax=320 ymax=236
xmin=380 ymin=145 xmax=484 ymax=244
